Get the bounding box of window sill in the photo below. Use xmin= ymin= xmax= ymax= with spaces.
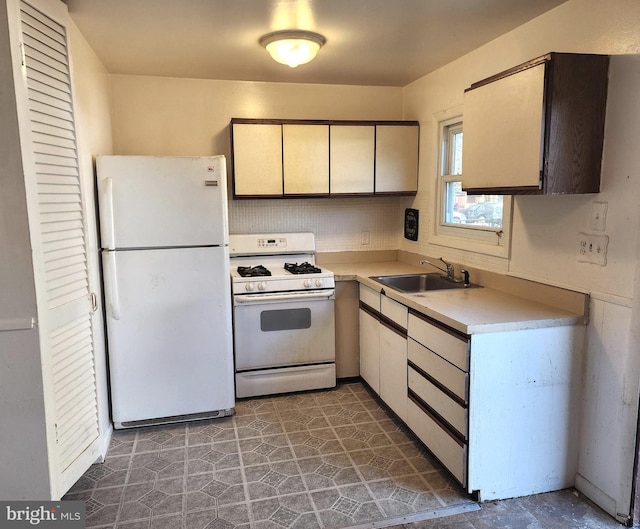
xmin=430 ymin=229 xmax=510 ymax=259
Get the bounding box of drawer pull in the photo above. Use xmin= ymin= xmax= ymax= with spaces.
xmin=360 ymin=302 xmax=407 ymax=337
xmin=408 ymin=360 xmax=467 ymax=408
xmin=409 ymin=308 xmax=469 ymax=341
xmin=408 ymin=390 xmax=466 ymax=446
xmin=379 ymin=315 xmax=407 ymax=338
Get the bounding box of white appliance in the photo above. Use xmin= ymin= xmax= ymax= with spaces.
xmin=97 ymin=155 xmax=234 ymax=429
xmin=229 ymin=233 xmax=336 ymax=398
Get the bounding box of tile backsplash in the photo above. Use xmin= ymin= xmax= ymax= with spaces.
xmin=229 ymin=197 xmax=411 ymax=252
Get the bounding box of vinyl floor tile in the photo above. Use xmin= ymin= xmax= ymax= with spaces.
xmin=64 ymin=381 xmax=620 ymax=529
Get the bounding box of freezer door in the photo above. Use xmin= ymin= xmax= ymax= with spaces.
xmin=97 ymin=155 xmax=228 ymax=249
xmin=102 ymin=246 xmax=234 ymax=423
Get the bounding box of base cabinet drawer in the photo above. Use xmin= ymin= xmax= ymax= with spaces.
xmin=408 ymin=338 xmax=468 ymax=402
xmin=408 ymin=367 xmax=467 ymax=439
xmin=408 ymin=313 xmax=469 ymax=371
xmin=407 ymin=398 xmax=467 ymax=486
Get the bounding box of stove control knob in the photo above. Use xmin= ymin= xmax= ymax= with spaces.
xmin=315 ymin=278 xmax=323 ymax=287
xmin=258 ymin=281 xmax=267 ymax=291
xmin=304 ymin=279 xmax=312 ymax=288
xmin=245 ymin=282 xmax=255 ymax=291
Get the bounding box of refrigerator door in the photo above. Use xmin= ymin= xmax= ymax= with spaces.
xmin=102 ymin=246 xmax=234 ymax=424
xmin=97 ymin=155 xmax=228 ymax=249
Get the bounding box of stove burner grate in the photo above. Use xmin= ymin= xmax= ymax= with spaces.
xmin=284 ymin=262 xmax=322 ymax=275
xmin=237 ymin=265 xmax=271 ymax=277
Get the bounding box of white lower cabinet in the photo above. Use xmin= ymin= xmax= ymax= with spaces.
xmin=379 ymin=322 xmax=408 ymax=421
xmin=407 ymin=309 xmax=583 ymax=501
xmin=358 ymin=285 xmax=407 ymax=420
xmin=407 ymin=313 xmax=470 ymax=487
xmin=359 ymin=283 xmax=582 ymax=501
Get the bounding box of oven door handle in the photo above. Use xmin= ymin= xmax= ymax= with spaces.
xmin=234 ymin=289 xmax=335 ymax=305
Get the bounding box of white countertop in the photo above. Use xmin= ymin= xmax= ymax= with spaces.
xmin=326 ymin=261 xmax=586 ymax=335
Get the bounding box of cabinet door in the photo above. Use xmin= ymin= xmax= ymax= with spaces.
xmin=359 ymin=308 xmax=380 ymax=394
xmin=330 ymin=125 xmax=374 ymax=194
xmin=379 ymin=324 xmax=407 ymax=421
xmin=462 ymin=63 xmax=545 ymax=191
xmin=375 ymin=125 xmax=419 ymax=193
xmin=232 ymin=123 xmax=283 ymax=196
xmin=283 ymin=124 xmax=329 ymax=195
xmin=359 ymin=284 xmax=380 ymax=312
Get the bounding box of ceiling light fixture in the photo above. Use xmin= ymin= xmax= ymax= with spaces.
xmin=259 ymin=30 xmax=326 ymax=68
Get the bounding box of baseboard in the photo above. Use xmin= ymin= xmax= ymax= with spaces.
xmin=95 ymin=423 xmax=113 ymax=463
xmin=575 ymin=473 xmax=630 ymax=524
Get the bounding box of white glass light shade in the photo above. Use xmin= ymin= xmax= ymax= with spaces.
xmin=260 ymin=30 xmax=326 ymax=68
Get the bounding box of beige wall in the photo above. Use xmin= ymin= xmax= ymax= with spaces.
xmin=108 ymin=75 xmax=410 ymax=251
xmin=402 ymin=0 xmax=640 ymax=520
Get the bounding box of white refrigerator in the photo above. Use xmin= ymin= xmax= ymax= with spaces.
xmin=96 ymin=155 xmax=234 ymax=428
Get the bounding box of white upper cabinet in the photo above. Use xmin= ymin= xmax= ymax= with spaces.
xmin=463 ymin=64 xmax=545 ymax=191
xmin=462 ymin=53 xmax=609 ymax=195
xmin=330 ymin=125 xmax=375 ymax=194
xmin=283 ymin=124 xmax=329 ymax=195
xmin=375 ymin=124 xmax=419 ymax=194
xmin=231 ymin=122 xmax=283 ymax=197
xmin=231 ymin=119 xmax=419 ymax=198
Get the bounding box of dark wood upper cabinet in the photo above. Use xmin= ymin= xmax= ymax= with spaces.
xmin=462 ymin=53 xmax=609 ymax=195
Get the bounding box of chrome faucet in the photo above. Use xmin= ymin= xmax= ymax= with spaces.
xmin=419 ymin=257 xmax=455 ymax=280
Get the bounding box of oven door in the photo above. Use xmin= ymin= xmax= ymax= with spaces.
xmin=233 ymin=289 xmax=336 ymax=371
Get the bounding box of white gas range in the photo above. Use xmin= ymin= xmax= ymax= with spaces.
xmin=229 ymin=233 xmax=336 ymax=398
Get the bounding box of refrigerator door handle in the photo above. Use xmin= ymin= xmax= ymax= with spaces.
xmin=100 ymin=177 xmax=116 ymax=249
xmin=104 ymin=252 xmax=121 ymax=320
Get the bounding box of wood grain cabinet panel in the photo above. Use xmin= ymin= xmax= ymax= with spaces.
xmin=462 ymin=52 xmax=609 ymax=195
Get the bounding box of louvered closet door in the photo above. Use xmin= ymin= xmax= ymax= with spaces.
xmin=18 ymin=0 xmax=99 ymax=496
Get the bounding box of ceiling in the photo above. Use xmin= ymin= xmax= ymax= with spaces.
xmin=64 ymin=0 xmax=569 ymax=87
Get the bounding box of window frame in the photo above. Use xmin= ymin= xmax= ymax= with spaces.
xmin=432 ymin=110 xmax=512 ymax=259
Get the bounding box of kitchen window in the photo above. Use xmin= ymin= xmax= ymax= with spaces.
xmin=434 ymin=114 xmax=511 ymax=258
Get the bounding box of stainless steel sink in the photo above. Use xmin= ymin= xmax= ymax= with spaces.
xmin=370 ymin=273 xmax=479 ymax=293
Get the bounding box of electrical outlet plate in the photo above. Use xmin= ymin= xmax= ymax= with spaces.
xmin=577 ymin=232 xmax=609 ymax=266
